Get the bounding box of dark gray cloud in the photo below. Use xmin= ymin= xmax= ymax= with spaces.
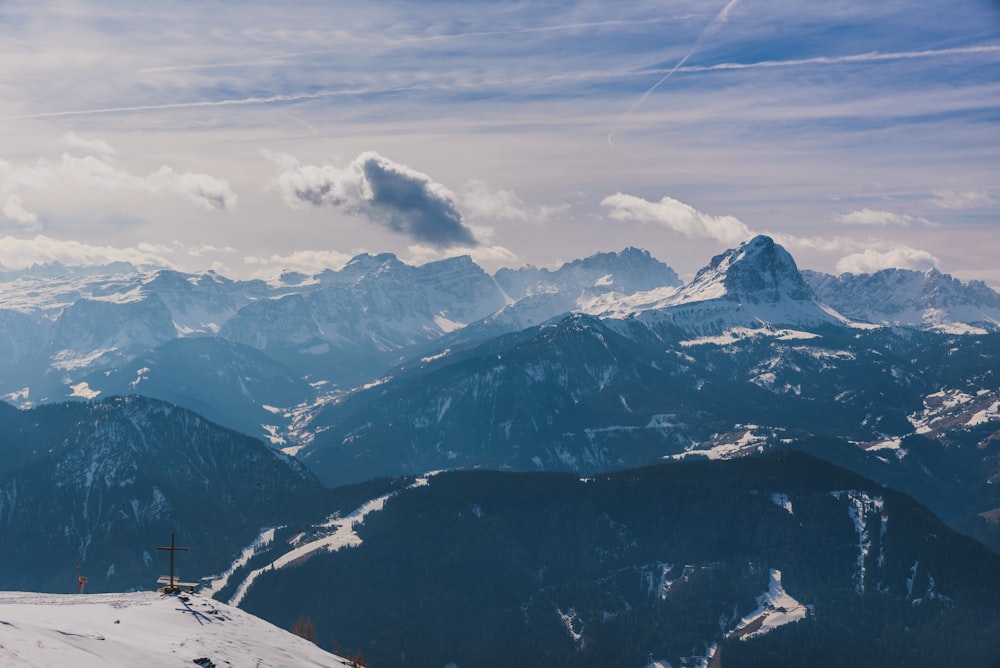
xmin=274 ymin=151 xmax=478 ymax=248
xmin=358 ymin=155 xmax=476 ymax=246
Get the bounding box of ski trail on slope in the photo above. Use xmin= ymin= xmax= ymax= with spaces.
xmin=608 ymin=0 xmax=743 ymax=146
xmin=201 ymin=527 xmax=278 ymax=598
xmin=225 ymin=474 xmax=435 ymax=608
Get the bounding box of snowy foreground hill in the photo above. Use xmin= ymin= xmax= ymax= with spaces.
xmin=0 ymin=590 xmax=349 ymax=667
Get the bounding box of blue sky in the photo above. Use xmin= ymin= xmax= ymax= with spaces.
xmin=1 ymin=0 xmax=998 ymax=286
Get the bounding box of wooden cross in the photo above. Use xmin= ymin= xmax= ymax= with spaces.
xmin=156 ymin=532 xmax=189 ymax=593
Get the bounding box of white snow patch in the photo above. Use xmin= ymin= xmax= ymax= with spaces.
xmin=969 ymin=400 xmax=1000 ymax=426
xmin=69 ymin=382 xmax=101 ymax=400
xmin=866 ymin=438 xmax=907 ymax=460
xmin=680 ymin=327 xmax=819 ymax=347
xmin=666 ymin=428 xmax=767 ymax=461
xmin=644 ymin=660 xmax=675 ymax=668
xmin=421 ymin=348 xmax=451 ymax=363
xmin=130 ymin=367 xmax=150 ymax=388
xmin=51 ymin=347 xmax=116 ymax=371
xmin=667 ymin=442 xmax=744 ymax=461
xmin=832 ymin=491 xmax=887 ymax=594
xmin=557 ymin=607 xmax=584 ymax=647
xmin=728 ymin=569 xmax=808 ymax=640
xmin=591 ymin=273 xmax=614 ymax=287
xmin=361 ymin=376 xmax=391 ymax=390
xmin=2 ymin=387 xmax=30 ymax=404
xmin=907 ymin=388 xmax=998 ymax=433
xmin=433 ymin=314 xmax=464 ymax=333
xmin=262 ymin=424 xmax=285 ymax=446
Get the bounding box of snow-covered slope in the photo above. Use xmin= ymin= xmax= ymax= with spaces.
xmin=0 ymin=591 xmax=349 ymax=667
xmin=585 ymin=236 xmax=849 ymax=337
xmin=803 ymin=267 xmax=1000 ymax=333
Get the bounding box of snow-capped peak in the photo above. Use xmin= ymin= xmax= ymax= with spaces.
xmin=675 ymin=235 xmax=813 ymax=306
xmin=590 ymin=236 xmax=850 ymax=337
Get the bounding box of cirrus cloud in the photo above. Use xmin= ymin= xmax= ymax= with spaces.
xmin=601 ymin=192 xmax=753 ymax=244
xmin=273 ymin=151 xmax=479 ymax=248
xmin=930 ymin=190 xmax=996 ymax=210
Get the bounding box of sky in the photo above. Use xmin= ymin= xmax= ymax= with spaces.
xmin=1 ymin=0 xmax=998 ymax=286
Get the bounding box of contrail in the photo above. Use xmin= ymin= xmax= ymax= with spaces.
xmin=9 ymin=86 xmax=410 ymax=121
xmin=608 ymin=0 xmax=742 ymax=146
xmin=676 ymin=44 xmax=1000 ymax=73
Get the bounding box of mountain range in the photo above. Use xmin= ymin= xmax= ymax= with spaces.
xmin=2 ymin=238 xmax=999 ymax=541
xmin=1 ymin=236 xmax=997 ymax=437
xmin=2 ymin=236 xmax=1000 ymax=665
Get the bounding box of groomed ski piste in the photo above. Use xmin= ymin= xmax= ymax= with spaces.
xmin=210 ymin=473 xmax=436 ymax=608
xmin=0 ymin=590 xmax=350 ymax=667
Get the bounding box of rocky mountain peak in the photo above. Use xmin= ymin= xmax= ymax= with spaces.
xmin=682 ymin=235 xmax=813 ymax=305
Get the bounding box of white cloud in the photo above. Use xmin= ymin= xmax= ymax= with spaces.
xmin=242 ymin=249 xmax=355 ymax=278
xmin=62 ymin=132 xmax=116 ymax=156
xmin=1 ymin=195 xmax=39 ymax=229
xmin=459 ymin=179 xmax=567 ymax=225
xmin=602 ymin=193 xmax=753 ymax=244
xmin=273 ymin=151 xmax=479 ymax=247
xmin=405 ymin=243 xmax=519 ymax=271
xmin=0 ymin=235 xmax=173 ymax=270
xmin=52 ymin=155 xmax=236 ymax=210
xmin=835 ymin=246 xmax=939 ymax=274
xmin=772 ymin=233 xmax=869 ymax=254
xmin=148 ymin=167 xmax=237 ymax=211
xmin=835 ymin=208 xmax=935 ymax=226
xmin=460 ymin=179 xmax=531 ymax=222
xmin=174 ymin=242 xmax=238 ymax=257
xmin=0 ymin=152 xmax=237 ymax=220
